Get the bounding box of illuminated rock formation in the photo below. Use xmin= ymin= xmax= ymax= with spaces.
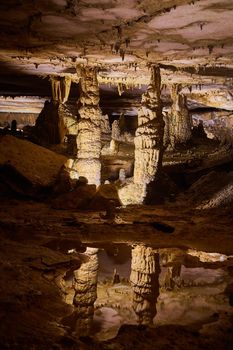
xmin=50 ymin=76 xmax=71 ymax=104
xmin=134 ymin=65 xmax=164 ymax=185
xmin=130 ymin=245 xmax=160 ymax=325
xmin=74 ymin=66 xmax=102 ymax=186
xmin=160 ymin=248 xmax=184 ymax=290
xmin=170 ymin=84 xmax=192 ymax=148
xmin=34 ymin=100 xmax=78 ymax=146
xmin=118 ymin=66 xmax=164 ymax=205
xmin=73 ymin=247 xmax=99 ymax=336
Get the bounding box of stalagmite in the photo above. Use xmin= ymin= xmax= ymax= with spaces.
xmin=130 ymin=245 xmax=160 ymax=325
xmin=170 ymin=84 xmax=192 ymax=147
xmin=74 ymin=66 xmax=102 ymax=186
xmin=118 ymin=65 xmax=164 ymax=205
xmin=134 ymin=65 xmax=164 ymax=185
xmin=73 ymin=247 xmax=99 ymax=336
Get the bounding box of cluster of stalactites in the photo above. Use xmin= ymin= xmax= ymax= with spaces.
xmin=50 ymin=76 xmax=71 ymax=103
xmin=73 ymin=247 xmax=99 ymax=336
xmin=74 ymin=65 xmax=102 ymax=186
xmin=134 ymin=65 xmax=164 ymax=185
xmin=169 ymin=84 xmax=192 ymax=147
xmin=130 ymin=245 xmax=160 ymax=325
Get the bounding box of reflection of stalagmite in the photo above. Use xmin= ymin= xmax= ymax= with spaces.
xmin=130 ymin=245 xmax=160 ymax=325
xmin=74 ymin=66 xmax=102 ymax=185
xmin=134 ymin=66 xmax=164 ymax=185
xmin=50 ymin=76 xmax=71 ymax=103
xmin=170 ymin=84 xmax=192 ymax=147
xmin=160 ymin=248 xmax=184 ymax=290
xmin=73 ymin=247 xmax=98 ymax=336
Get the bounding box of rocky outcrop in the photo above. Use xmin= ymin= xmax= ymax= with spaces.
xmin=130 ymin=245 xmax=160 ymax=325
xmin=33 ymin=100 xmax=78 ymax=146
xmin=73 ymin=247 xmax=99 ymax=336
xmin=74 ymin=66 xmax=102 ymax=186
xmin=170 ymin=84 xmax=192 ymax=148
xmin=187 ymin=88 xmax=233 ymax=111
xmin=0 ymin=134 xmax=67 ymax=196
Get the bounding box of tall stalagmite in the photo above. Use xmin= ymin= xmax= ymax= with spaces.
xmin=170 ymin=84 xmax=192 ymax=147
xmin=134 ymin=66 xmax=164 ymax=185
xmin=118 ymin=66 xmax=164 ymax=205
xmin=74 ymin=66 xmax=102 ymax=185
xmin=130 ymin=245 xmax=160 ymax=325
xmin=73 ymin=247 xmax=99 ymax=336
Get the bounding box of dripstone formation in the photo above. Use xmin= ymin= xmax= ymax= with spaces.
xmin=73 ymin=66 xmax=102 ymax=186
xmin=118 ymin=65 xmax=164 ymax=205
xmin=170 ymin=84 xmax=192 ymax=148
xmin=130 ymin=245 xmax=160 ymax=325
xmin=73 ymin=247 xmax=99 ymax=336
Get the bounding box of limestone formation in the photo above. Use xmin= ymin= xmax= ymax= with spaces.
xmin=118 ymin=66 xmax=165 ymax=205
xmin=130 ymin=245 xmax=160 ymax=325
xmin=50 ymin=76 xmax=71 ymax=104
xmin=112 ymin=120 xmax=121 ymax=141
xmin=73 ymin=247 xmax=99 ymax=336
xmin=101 ymin=114 xmax=111 ymax=134
xmin=74 ymin=66 xmax=102 ymax=186
xmin=134 ymin=65 xmax=164 ymax=185
xmin=170 ymin=84 xmax=192 ymax=147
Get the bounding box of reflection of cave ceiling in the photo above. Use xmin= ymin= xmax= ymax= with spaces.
xmin=0 ymin=0 xmax=233 ymax=84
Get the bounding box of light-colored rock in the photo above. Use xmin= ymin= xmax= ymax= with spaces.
xmin=73 ymin=247 xmax=99 ymax=336
xmin=170 ymin=84 xmax=192 ymax=147
xmin=75 ymin=66 xmax=102 ymax=186
xmin=130 ymin=245 xmax=160 ymax=325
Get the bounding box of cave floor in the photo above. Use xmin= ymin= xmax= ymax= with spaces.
xmin=0 ymin=197 xmax=233 ymax=349
xmin=1 ymin=197 xmax=232 ymax=255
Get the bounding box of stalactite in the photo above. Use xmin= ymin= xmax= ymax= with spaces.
xmin=50 ymin=76 xmax=71 ymax=103
xmin=130 ymin=245 xmax=160 ymax=325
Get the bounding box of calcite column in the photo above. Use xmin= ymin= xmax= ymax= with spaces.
xmin=130 ymin=245 xmax=160 ymax=325
xmin=73 ymin=247 xmax=99 ymax=336
xmin=74 ymin=66 xmax=102 ymax=186
xmin=170 ymin=84 xmax=192 ymax=147
xmin=134 ymin=65 xmax=164 ymax=185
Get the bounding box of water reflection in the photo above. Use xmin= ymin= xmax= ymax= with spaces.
xmin=63 ymin=244 xmax=233 ymax=341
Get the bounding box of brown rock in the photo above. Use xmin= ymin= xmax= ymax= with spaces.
xmin=0 ymin=134 xmax=67 ymax=196
xmin=51 ymin=184 xmax=96 ymax=209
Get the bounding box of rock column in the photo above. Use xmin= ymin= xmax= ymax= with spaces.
xmin=134 ymin=65 xmax=164 ymax=185
xmin=170 ymin=84 xmax=192 ymax=147
xmin=118 ymin=66 xmax=164 ymax=205
xmin=130 ymin=245 xmax=160 ymax=325
xmin=74 ymin=66 xmax=102 ymax=186
xmin=73 ymin=247 xmax=99 ymax=336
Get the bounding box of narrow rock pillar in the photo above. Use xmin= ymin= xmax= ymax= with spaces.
xmin=74 ymin=66 xmax=102 ymax=185
xmin=170 ymin=84 xmax=192 ymax=147
xmin=73 ymin=247 xmax=99 ymax=336
xmin=130 ymin=245 xmax=160 ymax=325
xmin=134 ymin=65 xmax=164 ymax=185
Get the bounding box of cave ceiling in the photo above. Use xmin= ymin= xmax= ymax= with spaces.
xmin=0 ymin=0 xmax=233 ymax=96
